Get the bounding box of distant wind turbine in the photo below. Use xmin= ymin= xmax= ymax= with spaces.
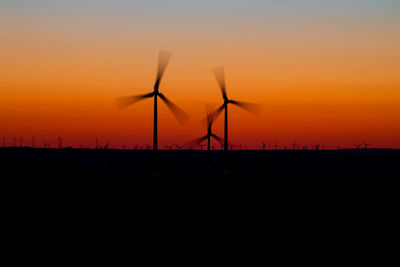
xmin=363 ymin=141 xmax=371 ymax=149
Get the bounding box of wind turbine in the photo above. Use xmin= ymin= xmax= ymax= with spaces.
xmin=115 ymin=50 xmax=189 ymax=171
xmin=43 ymin=141 xmax=50 ymax=148
xmin=187 ymin=106 xmax=225 ymax=168
xmin=58 ymin=136 xmax=63 ymax=149
xmin=363 ymin=141 xmax=371 ymax=149
xmin=262 ymin=141 xmax=266 ymax=151
xmin=211 ymin=66 xmax=261 ymax=171
xmin=176 ymin=144 xmax=184 ymax=150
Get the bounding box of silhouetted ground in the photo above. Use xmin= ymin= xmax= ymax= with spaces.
xmin=2 ymin=147 xmax=397 ymax=241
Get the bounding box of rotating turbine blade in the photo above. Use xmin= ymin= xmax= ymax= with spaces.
xmin=185 ymin=136 xmax=208 ymax=147
xmin=158 ymin=93 xmax=190 ymax=125
xmin=211 ymin=104 xmax=225 ymax=120
xmin=212 ymin=66 xmax=227 ymax=100
xmin=115 ymin=92 xmax=154 ymax=109
xmin=230 ymin=100 xmax=262 ymax=115
xmin=200 ymin=103 xmax=216 ymax=128
xmin=210 ymin=133 xmax=224 ymax=145
xmin=154 ymin=50 xmax=172 ymax=89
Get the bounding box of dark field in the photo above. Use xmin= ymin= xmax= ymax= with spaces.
xmin=1 ymin=148 xmax=397 ymax=230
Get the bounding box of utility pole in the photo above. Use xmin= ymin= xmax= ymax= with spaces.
xmin=292 ymin=140 xmax=296 ymax=150
xmin=95 ymin=137 xmax=99 ymax=149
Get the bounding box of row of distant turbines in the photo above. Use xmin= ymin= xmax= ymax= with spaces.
xmin=0 ymin=136 xmax=373 ymax=151
xmin=1 ymin=136 xmax=64 ymax=149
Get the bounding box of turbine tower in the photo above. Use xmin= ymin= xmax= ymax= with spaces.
xmin=212 ymin=66 xmax=261 ymax=172
xmin=116 ymin=50 xmax=189 ymax=171
xmin=58 ymin=136 xmax=63 ymax=149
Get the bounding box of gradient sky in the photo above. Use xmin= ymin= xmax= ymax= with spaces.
xmin=1 ymin=0 xmax=400 ymax=149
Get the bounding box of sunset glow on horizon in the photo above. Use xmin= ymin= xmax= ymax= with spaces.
xmin=1 ymin=0 xmax=400 ymax=149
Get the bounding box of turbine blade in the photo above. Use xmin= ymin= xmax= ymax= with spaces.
xmin=115 ymin=92 xmax=154 ymax=109
xmin=212 ymin=66 xmax=228 ymax=100
xmin=202 ymin=103 xmax=216 ymax=128
xmin=210 ymin=133 xmax=224 ymax=145
xmin=154 ymin=50 xmax=172 ymax=89
xmin=230 ymin=100 xmax=262 ymax=115
xmin=185 ymin=136 xmax=208 ymax=147
xmin=158 ymin=93 xmax=190 ymax=125
xmin=212 ymin=104 xmax=225 ymax=120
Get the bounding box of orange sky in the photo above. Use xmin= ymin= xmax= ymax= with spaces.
xmin=1 ymin=1 xmax=400 ymax=149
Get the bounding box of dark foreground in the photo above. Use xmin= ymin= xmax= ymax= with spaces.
xmin=1 ymin=147 xmax=397 ymax=243
xmin=1 ymin=147 xmax=398 ymax=211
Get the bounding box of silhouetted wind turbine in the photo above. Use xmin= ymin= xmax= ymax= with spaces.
xmin=116 ymin=51 xmax=189 ymax=172
xmin=363 ymin=141 xmax=371 ymax=149
xmin=188 ymin=108 xmax=224 ymax=167
xmin=58 ymin=136 xmax=63 ymax=149
xmin=43 ymin=141 xmax=50 ymax=148
xmin=212 ymin=66 xmax=261 ymax=171
xmin=176 ymin=144 xmax=184 ymax=150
